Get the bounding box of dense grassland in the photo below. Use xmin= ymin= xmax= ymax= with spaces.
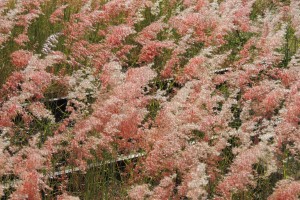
xmin=0 ymin=0 xmax=300 ymax=199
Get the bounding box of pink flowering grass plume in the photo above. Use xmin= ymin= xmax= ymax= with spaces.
xmin=138 ymin=40 xmax=175 ymax=63
xmin=10 ymin=50 xmax=33 ymax=69
xmin=128 ymin=184 xmax=152 ymax=200
xmin=0 ymin=0 xmax=33 ymax=46
xmin=9 ymin=136 xmax=50 ymax=200
xmin=105 ymin=24 xmax=136 ymax=47
xmin=50 ymin=4 xmax=68 ymax=24
xmin=135 ymin=20 xmax=167 ymax=45
xmin=150 ymin=174 xmax=177 ymax=200
xmin=0 ymin=53 xmax=65 ymax=132
xmin=51 ymin=63 xmax=157 ymax=170
xmin=268 ymin=179 xmax=300 ymax=200
xmin=132 ymin=75 xmax=233 ymax=198
xmin=14 ymin=32 xmax=30 ymax=46
xmin=217 ymin=143 xmax=276 ymax=199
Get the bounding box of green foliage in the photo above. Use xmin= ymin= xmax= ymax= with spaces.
xmin=9 ymin=118 xmax=56 ymax=147
xmin=0 ymin=26 xmax=23 ymax=86
xmin=66 ymin=163 xmax=127 ymax=199
xmin=146 ymin=99 xmax=160 ymax=121
xmin=192 ymin=129 xmax=205 ymax=139
xmin=44 ymin=82 xmax=69 ymax=99
xmin=218 ymin=31 xmax=254 ymax=66
xmin=44 ymin=152 xmax=135 ymax=200
xmin=180 ymin=42 xmax=205 ymax=67
xmin=217 ymin=137 xmax=240 ymax=174
xmin=278 ymin=25 xmax=299 ymax=68
xmin=1 ymin=175 xmax=17 ymax=200
xmin=207 ymin=137 xmax=240 ymax=198
xmin=216 ymin=82 xmax=230 ymax=99
xmin=26 ymin=1 xmax=62 ymax=53
xmin=250 ymin=0 xmax=276 ymax=20
xmin=149 ymin=77 xmax=180 ymax=96
xmin=228 ymin=104 xmax=242 ymax=129
xmin=84 ymin=23 xmax=106 ymax=43
xmin=153 ymin=48 xmax=173 ymax=72
xmin=134 ymin=7 xmax=157 ymax=32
